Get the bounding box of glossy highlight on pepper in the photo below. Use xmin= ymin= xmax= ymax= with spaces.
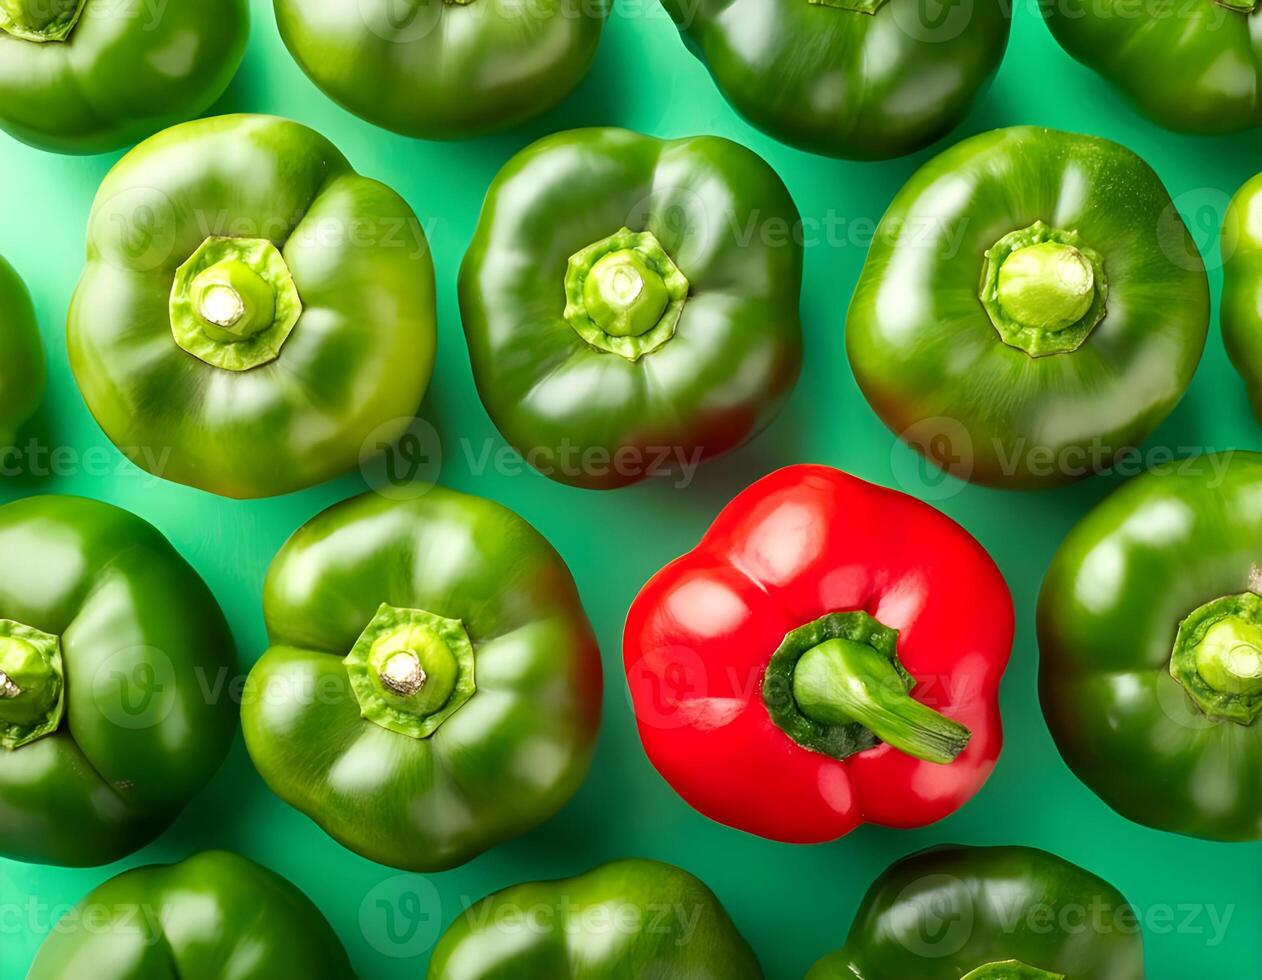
xmin=623 ymin=464 xmax=1013 ymax=843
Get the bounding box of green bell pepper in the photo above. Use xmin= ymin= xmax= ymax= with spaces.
xmin=848 ymin=126 xmax=1209 ymax=488
xmin=0 ymin=495 xmax=235 ymax=867
xmin=242 ymin=486 xmax=602 ymax=872
xmin=27 ymin=850 xmax=356 ymax=979
xmin=1221 ymin=172 xmax=1262 ymax=420
xmin=1039 ymin=451 xmax=1262 ymax=841
xmin=427 ymin=859 xmax=763 ymax=978
xmin=0 ymin=0 xmax=248 ymax=155
xmin=661 ymin=0 xmax=1010 ymax=160
xmin=460 ymin=128 xmax=802 ymax=490
xmin=68 ymin=114 xmax=437 ymax=499
xmin=1042 ymin=0 xmax=1262 ymax=134
xmin=808 ymin=845 xmax=1144 ymax=980
xmin=0 ymin=255 xmax=44 ymax=449
xmin=274 ymin=0 xmax=608 ymax=140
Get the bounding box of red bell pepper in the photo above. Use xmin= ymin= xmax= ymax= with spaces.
xmin=623 ymin=465 xmax=1013 ymax=843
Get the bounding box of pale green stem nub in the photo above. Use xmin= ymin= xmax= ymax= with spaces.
xmin=344 ymin=604 xmax=477 ymax=739
xmin=0 ymin=0 xmax=87 ymax=43
xmin=192 ymin=259 xmax=277 ymax=343
xmin=1193 ymin=618 xmax=1262 ymax=697
xmin=1170 ymin=594 xmax=1262 ymax=726
xmin=996 ymin=242 xmax=1095 ymax=332
xmin=582 ymin=251 xmax=670 ymax=338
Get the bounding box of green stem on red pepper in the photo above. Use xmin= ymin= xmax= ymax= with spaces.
xmin=0 ymin=0 xmax=86 ymax=42
xmin=763 ymin=611 xmax=971 ymax=764
xmin=1171 ymin=593 xmax=1262 ymax=725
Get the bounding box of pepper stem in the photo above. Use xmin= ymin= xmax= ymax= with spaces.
xmin=1213 ymin=0 xmax=1257 ymax=12
xmin=0 ymin=622 xmax=64 ymax=750
xmin=980 ymin=221 xmax=1108 ymax=357
xmin=344 ymin=604 xmax=476 ymax=739
xmin=169 ymin=237 xmax=303 ymax=372
xmin=583 ymin=251 xmax=670 ymax=338
xmin=961 ymin=961 xmax=1065 ymax=980
xmin=1171 ymin=593 xmax=1262 ymax=725
xmin=792 ymin=638 xmax=971 ymax=764
xmin=564 ymin=227 xmax=689 ymax=361
xmin=996 ymin=242 xmax=1095 ymax=332
xmin=0 ymin=0 xmax=87 ymax=42
xmin=762 ymin=611 xmax=972 ymax=763
xmin=191 ymin=259 xmax=277 ymax=343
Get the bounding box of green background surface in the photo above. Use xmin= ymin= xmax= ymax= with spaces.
xmin=2 ymin=1 xmax=1260 ymax=977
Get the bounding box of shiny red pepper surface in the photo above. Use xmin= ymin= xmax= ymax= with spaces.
xmin=624 ymin=465 xmax=1013 ymax=843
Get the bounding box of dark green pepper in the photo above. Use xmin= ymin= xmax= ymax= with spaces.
xmin=0 ymin=255 xmax=44 ymax=449
xmin=0 ymin=496 xmax=235 ymax=866
xmin=274 ymin=0 xmax=608 ymax=140
xmin=68 ymin=114 xmax=437 ymax=499
xmin=0 ymin=0 xmax=248 ymax=154
xmin=848 ymin=126 xmax=1209 ymax=488
xmin=461 ymin=128 xmax=802 ymax=490
xmin=1039 ymin=451 xmax=1262 ymax=841
xmin=661 ymin=0 xmax=1010 ymax=159
xmin=242 ymin=486 xmax=602 ymax=871
xmin=808 ymin=845 xmax=1144 ymax=980
xmin=427 ymin=859 xmax=763 ymax=978
xmin=1041 ymin=0 xmax=1262 ymax=134
xmin=27 ymin=850 xmax=356 ymax=979
xmin=1221 ymin=172 xmax=1262 ymax=419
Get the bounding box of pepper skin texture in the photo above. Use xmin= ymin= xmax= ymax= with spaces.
xmin=242 ymin=486 xmax=602 ymax=872
xmin=427 ymin=859 xmax=763 ymax=979
xmin=0 ymin=0 xmax=248 ymax=155
xmin=807 ymin=845 xmax=1145 ymax=980
xmin=1039 ymin=451 xmax=1262 ymax=842
xmin=660 ymin=0 xmax=1010 ymax=160
xmin=461 ymin=128 xmax=802 ymax=490
xmin=848 ymin=127 xmax=1208 ymax=489
xmin=274 ymin=0 xmax=608 ymax=141
xmin=0 ymin=496 xmax=235 ymax=867
xmin=0 ymin=256 xmax=44 ymax=449
xmin=26 ymin=851 xmax=356 ymax=979
xmin=1221 ymin=173 xmax=1262 ymax=421
xmin=623 ymin=464 xmax=1013 ymax=844
xmin=1042 ymin=0 xmax=1262 ymax=134
xmin=68 ymin=114 xmax=437 ymax=499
